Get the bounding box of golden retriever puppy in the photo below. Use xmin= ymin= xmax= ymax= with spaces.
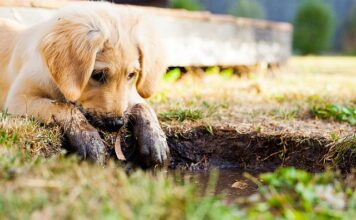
xmin=0 ymin=3 xmax=169 ymax=167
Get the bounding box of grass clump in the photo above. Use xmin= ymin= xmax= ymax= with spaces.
xmin=163 ymin=68 xmax=182 ymax=83
xmin=240 ymin=167 xmax=356 ymax=219
xmin=0 ymin=112 xmax=62 ymax=180
xmin=311 ymin=104 xmax=356 ymax=125
xmin=0 ymin=112 xmax=61 ymax=157
xmin=325 ymin=134 xmax=356 ymax=171
xmin=159 ymin=109 xmax=203 ymax=122
xmin=0 ymin=112 xmax=355 ymax=219
xmin=293 ymin=0 xmax=335 ymax=54
xmin=0 ymin=142 xmax=240 ymax=220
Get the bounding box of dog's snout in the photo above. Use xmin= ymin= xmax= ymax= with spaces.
xmin=106 ymin=117 xmax=125 ymax=130
xmin=83 ymin=111 xmax=125 ymax=132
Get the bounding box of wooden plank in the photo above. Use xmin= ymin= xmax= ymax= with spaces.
xmin=0 ymin=1 xmax=292 ymax=66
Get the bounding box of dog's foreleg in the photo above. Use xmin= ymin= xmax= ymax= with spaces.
xmin=127 ymin=103 xmax=169 ymax=168
xmin=6 ymin=95 xmax=106 ymax=164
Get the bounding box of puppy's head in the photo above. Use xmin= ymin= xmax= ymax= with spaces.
xmin=39 ymin=5 xmax=166 ymax=131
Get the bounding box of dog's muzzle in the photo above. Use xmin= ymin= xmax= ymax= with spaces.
xmin=101 ymin=117 xmax=125 ymax=131
xmin=73 ymin=103 xmax=125 ymax=132
xmin=84 ymin=112 xmax=125 ymax=132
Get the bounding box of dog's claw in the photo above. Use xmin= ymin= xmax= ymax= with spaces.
xmin=129 ymin=104 xmax=169 ymax=168
xmin=134 ymin=124 xmax=169 ymax=168
xmin=65 ymin=125 xmax=106 ymax=165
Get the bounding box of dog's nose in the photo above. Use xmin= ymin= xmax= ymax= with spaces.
xmin=105 ymin=117 xmax=125 ymax=131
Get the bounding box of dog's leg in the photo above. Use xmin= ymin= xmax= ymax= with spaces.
xmin=6 ymin=96 xmax=106 ymax=165
xmin=128 ymin=103 xmax=169 ymax=168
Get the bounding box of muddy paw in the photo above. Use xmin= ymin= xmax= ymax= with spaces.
xmin=133 ymin=123 xmax=169 ymax=168
xmin=129 ymin=104 xmax=170 ymax=168
xmin=65 ymin=125 xmax=106 ymax=165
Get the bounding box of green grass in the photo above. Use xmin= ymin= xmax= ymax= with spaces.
xmin=240 ymin=167 xmax=356 ymax=219
xmin=159 ymin=109 xmax=203 ymax=122
xmin=163 ymin=68 xmax=182 ymax=83
xmin=1 ymin=111 xmax=355 ymax=219
xmin=1 ymin=57 xmax=356 ymax=219
xmin=0 ymin=159 xmax=240 ymax=220
xmin=154 ymin=57 xmax=355 ymax=140
xmin=311 ymin=104 xmax=356 ymax=125
xmin=168 ymin=0 xmax=203 ymax=11
xmin=0 ymin=112 xmax=238 ymax=219
xmin=325 ymin=134 xmax=356 ymax=168
xmin=1 ymin=145 xmax=355 ymax=219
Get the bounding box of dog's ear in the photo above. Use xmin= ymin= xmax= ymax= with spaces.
xmin=136 ymin=22 xmax=167 ymax=98
xmin=39 ymin=18 xmax=107 ymax=101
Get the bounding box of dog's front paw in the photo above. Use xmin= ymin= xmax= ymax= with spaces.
xmin=65 ymin=124 xmax=106 ymax=165
xmin=133 ymin=122 xmax=169 ymax=168
xmin=129 ymin=104 xmax=169 ymax=168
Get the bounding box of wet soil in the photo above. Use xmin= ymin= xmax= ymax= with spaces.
xmin=166 ymin=126 xmax=333 ymax=172
xmin=101 ymin=124 xmax=354 ymax=199
xmin=104 ymin=125 xmax=344 ymax=172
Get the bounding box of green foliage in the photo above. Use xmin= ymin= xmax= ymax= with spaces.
xmin=205 ymin=66 xmax=234 ymax=78
xmin=311 ymin=104 xmax=356 ymax=125
xmin=220 ymin=68 xmax=234 ymax=78
xmin=293 ymin=0 xmax=335 ymax=54
xmin=270 ymin=108 xmax=299 ymax=120
xmin=163 ymin=68 xmax=182 ymax=83
xmin=1 ymin=130 xmax=355 ymax=220
xmin=168 ymin=0 xmax=203 ymax=11
xmin=342 ymin=4 xmax=356 ymax=54
xmin=0 ymin=129 xmax=18 ymax=145
xmin=229 ymin=0 xmax=266 ymax=19
xmin=205 ymin=66 xmax=220 ymax=75
xmin=159 ymin=109 xmax=203 ymax=122
xmin=241 ymin=167 xmax=356 ymax=219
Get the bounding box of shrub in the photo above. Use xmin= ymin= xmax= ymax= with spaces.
xmin=293 ymin=0 xmax=335 ymax=55
xmin=229 ymin=0 xmax=266 ymax=19
xmin=168 ymin=0 xmax=203 ymax=11
xmin=342 ymin=4 xmax=356 ymax=54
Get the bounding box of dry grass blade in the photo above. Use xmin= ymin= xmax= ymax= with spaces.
xmin=114 ymin=134 xmax=126 ymax=161
xmin=324 ymin=134 xmax=356 ymax=169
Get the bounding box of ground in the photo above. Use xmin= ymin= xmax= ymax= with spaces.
xmin=0 ymin=56 xmax=355 ymax=219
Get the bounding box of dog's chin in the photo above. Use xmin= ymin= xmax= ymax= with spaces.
xmin=82 ymin=111 xmax=125 ymax=132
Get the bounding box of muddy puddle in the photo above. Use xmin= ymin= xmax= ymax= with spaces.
xmin=175 ymin=169 xmax=259 ymax=201
xmin=103 ymin=125 xmax=354 ymax=179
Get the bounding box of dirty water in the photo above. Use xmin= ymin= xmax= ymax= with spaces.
xmin=174 ymin=169 xmax=259 ymax=201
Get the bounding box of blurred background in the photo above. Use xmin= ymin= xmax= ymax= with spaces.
xmin=110 ymin=0 xmax=356 ymax=55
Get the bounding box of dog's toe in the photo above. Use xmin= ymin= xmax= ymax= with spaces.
xmin=66 ymin=127 xmax=106 ymax=165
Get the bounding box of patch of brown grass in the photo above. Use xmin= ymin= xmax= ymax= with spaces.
xmin=151 ymin=56 xmax=356 ymax=140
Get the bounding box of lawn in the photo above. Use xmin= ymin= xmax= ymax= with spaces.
xmin=0 ymin=56 xmax=355 ymax=219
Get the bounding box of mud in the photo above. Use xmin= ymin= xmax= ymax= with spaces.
xmin=103 ymin=125 xmax=354 ymax=173
xmin=165 ymin=126 xmax=330 ymax=172
xmin=175 ymin=169 xmax=259 ymax=201
xmin=100 ymin=124 xmax=355 ymax=199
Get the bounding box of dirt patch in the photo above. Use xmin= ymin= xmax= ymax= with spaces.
xmin=166 ymin=126 xmax=330 ymax=172
xmin=103 ymin=125 xmax=355 ymax=173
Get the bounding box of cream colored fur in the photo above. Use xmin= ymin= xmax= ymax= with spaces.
xmin=0 ymin=3 xmax=166 ymax=123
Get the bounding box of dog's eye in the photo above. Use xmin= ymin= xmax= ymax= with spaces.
xmin=91 ymin=70 xmax=107 ymax=84
xmin=127 ymin=72 xmax=136 ymax=80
